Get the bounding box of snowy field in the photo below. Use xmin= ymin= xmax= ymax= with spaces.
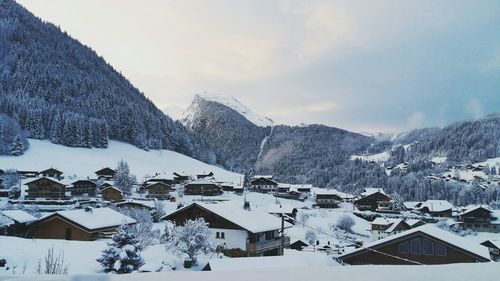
xmin=0 ymin=139 xmax=241 ymax=183
xmin=1 ymin=263 xmax=499 ymax=281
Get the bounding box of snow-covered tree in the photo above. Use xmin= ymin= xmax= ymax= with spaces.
xmin=114 ymin=207 xmax=159 ymax=249
xmin=152 ymin=200 xmax=166 ymax=223
xmin=10 ymin=134 xmax=24 ymax=156
xmin=165 ymin=218 xmax=213 ymax=263
xmin=114 ymin=160 xmax=136 ymax=195
xmin=305 ymin=230 xmax=317 ymax=246
xmin=97 ymin=224 xmax=144 ymax=274
xmin=336 ymin=215 xmax=355 ymax=233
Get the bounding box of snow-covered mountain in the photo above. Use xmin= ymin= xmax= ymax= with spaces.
xmin=182 ymin=94 xmax=274 ymax=127
xmin=0 ymin=139 xmax=241 ymax=183
xmin=162 ymin=105 xmax=186 ymax=121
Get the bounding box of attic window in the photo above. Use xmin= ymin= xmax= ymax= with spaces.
xmin=398 ymin=241 xmax=409 ymax=254
xmin=435 ymin=243 xmax=447 ymax=257
xmin=422 ymin=239 xmax=433 ymax=256
xmin=410 ymin=238 xmax=421 ymax=255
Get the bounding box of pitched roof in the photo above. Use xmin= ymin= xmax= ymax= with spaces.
xmin=24 ymin=177 xmax=66 ymax=186
xmin=419 ymin=200 xmax=454 ymax=212
xmin=371 ymin=218 xmax=409 ymax=233
xmin=341 ymin=225 xmax=491 ymax=261
xmin=360 ymin=188 xmax=387 ymax=197
xmin=0 ymin=210 xmax=37 ymax=224
xmin=164 ymin=202 xmax=291 ymax=233
xmin=460 ymin=205 xmax=492 ymax=216
xmin=101 ymin=186 xmax=123 ymax=193
xmin=40 ymin=207 xmax=135 ymax=231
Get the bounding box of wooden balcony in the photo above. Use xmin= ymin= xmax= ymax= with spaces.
xmin=247 ymin=236 xmax=290 ymax=253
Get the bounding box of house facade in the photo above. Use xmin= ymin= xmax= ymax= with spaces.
xmin=162 ymin=203 xmax=290 ymax=257
xmin=354 ymin=188 xmax=391 ymax=211
xmin=95 ymin=167 xmax=116 ymax=180
xmin=459 ymin=206 xmax=499 ymax=233
xmin=31 ymin=207 xmax=135 ymax=241
xmin=340 ymin=225 xmax=491 ymax=265
xmin=101 ymin=186 xmax=124 ymax=202
xmin=145 ymin=182 xmax=172 ymax=200
xmin=24 ymin=177 xmax=68 ymax=200
xmin=250 ymin=177 xmax=279 ymax=193
xmin=37 ymin=168 xmax=64 ymax=180
xmin=370 ymin=218 xmax=411 ymax=240
xmin=417 ymin=200 xmax=454 ymax=217
xmin=70 ymin=180 xmax=97 ymax=198
xmin=184 ymin=180 xmax=223 ymax=196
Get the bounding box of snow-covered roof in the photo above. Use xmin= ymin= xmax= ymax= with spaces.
xmin=314 ymin=188 xmax=352 ymax=198
xmin=102 ymin=186 xmax=122 ymax=193
xmin=491 ymin=210 xmax=500 ymax=224
xmin=46 ymin=207 xmax=136 ymax=231
xmin=253 ymin=175 xmax=273 ymax=179
xmin=168 ymin=202 xmax=291 ymax=233
xmin=371 ymin=218 xmax=407 ymax=233
xmin=403 ymin=201 xmax=420 ymax=210
xmin=24 ymin=176 xmax=66 ymax=186
xmin=116 ymin=199 xmax=156 ymax=209
xmin=460 ymin=205 xmax=492 ymax=215
xmin=186 ymin=179 xmax=219 ymax=185
xmin=341 ymin=225 xmax=491 ymax=260
xmin=406 ymin=219 xmax=425 ymax=228
xmin=0 ymin=210 xmax=37 ymax=224
xmin=419 ymin=200 xmax=454 ymax=212
xmin=360 ymin=188 xmax=386 ymax=197
xmin=266 ymin=204 xmax=296 ymax=214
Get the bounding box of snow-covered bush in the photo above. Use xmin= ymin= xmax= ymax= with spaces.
xmin=97 ymin=224 xmax=144 ymax=274
xmin=152 ymin=200 xmax=166 ymax=223
xmin=165 ymin=218 xmax=213 ymax=263
xmin=336 ymin=215 xmax=355 ymax=233
xmin=305 ymin=230 xmax=317 ymax=246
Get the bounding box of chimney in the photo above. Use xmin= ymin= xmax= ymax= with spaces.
xmin=84 ymin=206 xmax=93 ymax=212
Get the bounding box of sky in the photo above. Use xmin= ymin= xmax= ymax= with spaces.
xmin=17 ymin=0 xmax=500 ymax=133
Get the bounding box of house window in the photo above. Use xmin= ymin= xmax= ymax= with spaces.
xmin=398 ymin=241 xmax=409 ymax=254
xmin=220 ymin=232 xmax=225 ymax=239
xmin=435 ymin=243 xmax=447 ymax=256
xmin=265 ymin=231 xmax=275 ymax=240
xmin=216 ymin=232 xmax=220 ymax=239
xmin=410 ymin=238 xmax=421 ymax=255
xmin=422 ymin=239 xmax=433 ymax=256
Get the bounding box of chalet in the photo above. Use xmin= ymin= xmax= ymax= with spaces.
xmin=0 ymin=210 xmax=37 ymax=237
xmin=354 ymin=188 xmax=391 ymax=211
xmin=197 ymin=172 xmax=214 ymax=179
xmin=250 ymin=176 xmax=278 ymax=193
xmin=69 ymin=180 xmax=97 ymax=198
xmin=370 ymin=218 xmax=411 ymax=240
xmin=406 ymin=219 xmax=426 ymax=228
xmin=18 ymin=170 xmax=38 ymax=179
xmin=95 ymin=167 xmax=116 ymax=180
xmin=417 ymin=200 xmax=454 ymax=217
xmin=233 ymin=185 xmax=244 ymax=195
xmin=290 ymin=240 xmax=309 ymax=251
xmin=277 ymin=184 xmax=291 ymax=193
xmin=184 ymin=180 xmax=223 ymax=196
xmin=24 ymin=177 xmax=68 ymax=200
xmin=38 ymin=168 xmax=63 ymax=180
xmin=314 ymin=189 xmax=344 ymax=208
xmin=173 ymin=172 xmax=190 ymax=183
xmin=145 ymin=182 xmax=172 ymax=200
xmin=162 ymin=202 xmax=291 ymax=257
xmin=115 ymin=199 xmax=156 ymax=211
xmin=143 ymin=177 xmax=177 ymax=187
xmin=101 ymin=186 xmax=124 ymax=202
xmin=480 ymin=240 xmax=500 ymax=261
xmin=32 ymin=207 xmax=135 ymax=241
xmin=294 ymin=184 xmax=312 ymax=193
xmin=459 ymin=205 xmax=499 ymax=233
xmin=274 ymin=190 xmax=304 ymax=201
xmin=340 ymin=225 xmax=491 ymax=265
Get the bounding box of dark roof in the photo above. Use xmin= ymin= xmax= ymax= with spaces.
xmin=95 ymin=167 xmax=116 ymax=175
xmin=38 ymin=168 xmax=63 ymax=175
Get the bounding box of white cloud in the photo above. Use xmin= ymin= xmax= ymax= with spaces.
xmin=406 ymin=111 xmax=425 ymax=129
xmin=465 ymin=99 xmax=484 ymax=119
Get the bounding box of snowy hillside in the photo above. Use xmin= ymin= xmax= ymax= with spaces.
xmin=183 ymin=94 xmax=274 ymax=127
xmin=0 ymin=139 xmax=241 ymax=182
xmin=163 ymin=104 xmax=186 ymax=121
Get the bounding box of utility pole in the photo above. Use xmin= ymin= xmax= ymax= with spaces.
xmin=281 ymin=213 xmax=285 ymax=256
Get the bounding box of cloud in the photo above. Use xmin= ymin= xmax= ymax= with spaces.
xmin=406 ymin=111 xmax=425 ymax=130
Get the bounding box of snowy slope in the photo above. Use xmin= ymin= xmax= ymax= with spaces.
xmin=162 ymin=104 xmax=186 ymax=121
xmin=0 ymin=139 xmax=241 ymax=183
xmin=183 ymin=94 xmax=274 ymax=127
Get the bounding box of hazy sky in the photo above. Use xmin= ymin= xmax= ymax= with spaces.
xmin=17 ymin=0 xmax=500 ymax=133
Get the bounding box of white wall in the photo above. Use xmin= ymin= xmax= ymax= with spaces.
xmin=210 ymin=228 xmax=248 ymax=250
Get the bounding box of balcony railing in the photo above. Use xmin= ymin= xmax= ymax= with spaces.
xmin=247 ymin=236 xmax=290 ymax=253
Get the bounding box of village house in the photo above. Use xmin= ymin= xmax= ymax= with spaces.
xmin=143 ymin=176 xmax=177 ymax=187
xmin=314 ymin=189 xmax=344 ymax=208
xmin=101 ymin=186 xmax=124 ymax=202
xmin=37 ymin=168 xmax=64 ymax=180
xmin=18 ymin=170 xmax=38 ymax=179
xmin=354 ymin=188 xmax=391 ymax=211
xmin=95 ymin=167 xmax=116 ymax=180
xmin=24 ymin=177 xmax=69 ymax=200
xmin=197 ymin=171 xmax=214 ymax=179
xmin=184 ymin=179 xmax=223 ymax=196
xmin=145 ymin=182 xmax=172 ymax=200
xmin=0 ymin=210 xmax=37 ymax=237
xmin=69 ymin=180 xmax=97 ymax=198
xmin=480 ymin=240 xmax=500 ymax=261
xmin=416 ymin=200 xmax=454 ymax=217
xmin=340 ymin=225 xmax=491 ymax=265
xmin=31 ymin=207 xmax=135 ymax=241
xmin=250 ymin=176 xmax=278 ymax=193
xmin=370 ymin=218 xmax=411 ymax=240
xmin=173 ymin=172 xmax=190 ymax=183
xmin=459 ymin=205 xmax=499 ymax=233
xmin=162 ymin=202 xmax=291 ymax=257
xmin=290 ymin=240 xmax=309 ymax=251
xmin=115 ymin=199 xmax=156 ymax=211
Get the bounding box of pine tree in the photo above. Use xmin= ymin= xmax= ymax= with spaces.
xmin=10 ymin=134 xmax=24 ymax=156
xmin=115 ymin=160 xmax=135 ymax=195
xmin=97 ymin=224 xmax=144 ymax=274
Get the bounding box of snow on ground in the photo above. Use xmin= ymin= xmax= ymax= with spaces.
xmin=0 ymin=139 xmax=241 ymax=183
xmin=350 ymin=151 xmax=390 ymax=163
xmin=0 ymin=236 xmax=107 ymax=275
xmin=2 ymin=262 xmax=499 ymax=281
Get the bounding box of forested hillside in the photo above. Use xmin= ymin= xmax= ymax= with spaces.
xmin=0 ymin=0 xmax=205 ymax=158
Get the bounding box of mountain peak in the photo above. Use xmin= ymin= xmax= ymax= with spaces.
xmin=184 ymin=94 xmax=274 ymax=127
